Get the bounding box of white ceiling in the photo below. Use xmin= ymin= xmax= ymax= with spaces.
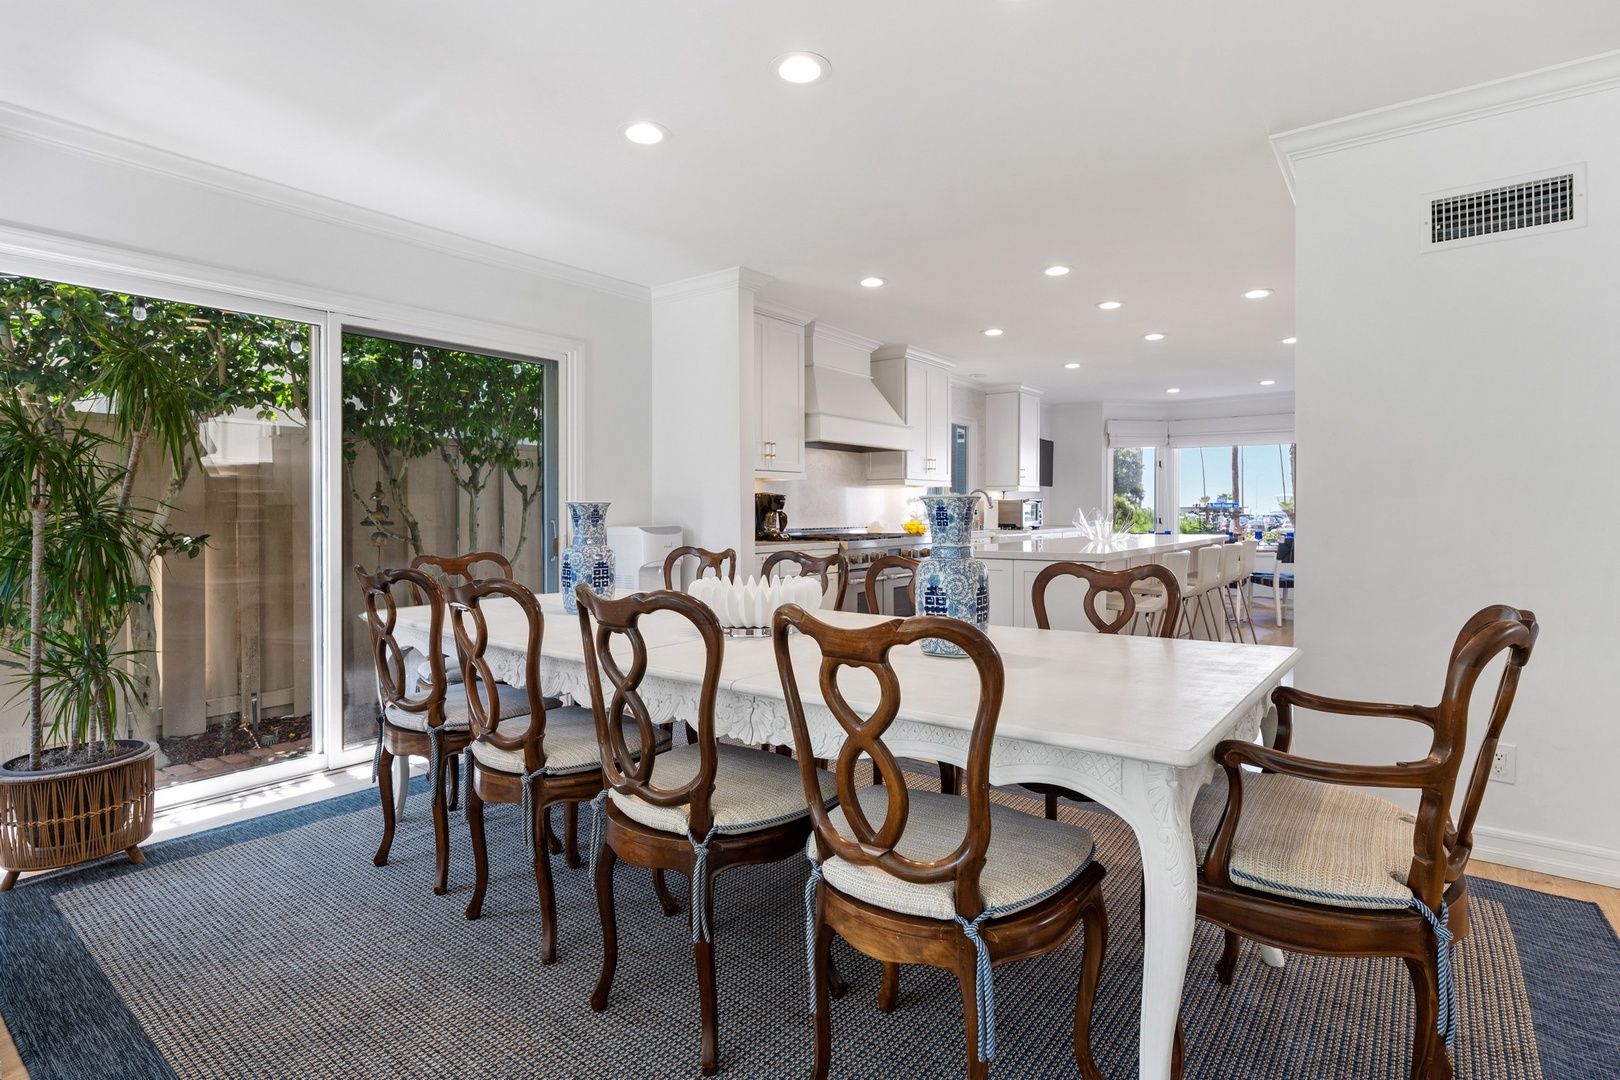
xmin=7 ymin=2 xmax=1620 ymax=402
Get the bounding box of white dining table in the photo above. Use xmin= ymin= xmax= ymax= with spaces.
xmin=391 ymin=593 xmax=1299 ymax=1080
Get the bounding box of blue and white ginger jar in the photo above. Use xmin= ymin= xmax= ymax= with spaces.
xmin=915 ymin=494 xmax=989 ymax=658
xmin=560 ymin=501 xmax=616 ymax=615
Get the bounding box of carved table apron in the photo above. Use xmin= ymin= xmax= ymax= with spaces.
xmin=393 ymin=596 xmax=1299 ymax=1080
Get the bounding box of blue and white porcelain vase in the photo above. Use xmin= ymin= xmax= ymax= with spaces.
xmin=915 ymin=494 xmax=989 ymax=658
xmin=560 ymin=501 xmax=616 ymax=615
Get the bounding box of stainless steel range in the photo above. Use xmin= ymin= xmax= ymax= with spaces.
xmin=779 ymin=528 xmax=930 ymax=615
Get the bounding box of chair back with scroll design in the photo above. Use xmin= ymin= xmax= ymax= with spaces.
xmin=410 ymin=550 xmax=513 ymax=604
xmin=442 ymin=578 xmax=550 ymax=772
xmin=1030 ymin=562 xmax=1181 ymax=637
xmin=762 ymin=549 xmax=850 ymax=611
xmin=662 ymin=545 xmax=738 ymax=590
xmin=356 ymin=565 xmax=448 ymax=726
xmin=1423 ymin=606 xmax=1538 ymax=900
xmin=576 ymin=588 xmax=727 ymax=838
xmin=772 ymin=605 xmax=1003 ymax=923
xmin=862 ymin=554 xmax=919 ymax=616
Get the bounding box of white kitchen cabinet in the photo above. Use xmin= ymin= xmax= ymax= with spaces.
xmin=984 ymin=386 xmax=1044 ymax=491
xmin=754 ymin=312 xmax=806 ymax=479
xmin=866 ymin=347 xmax=954 ymax=486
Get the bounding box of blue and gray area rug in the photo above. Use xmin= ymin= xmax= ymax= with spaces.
xmin=2 ymin=776 xmax=1617 ymax=1079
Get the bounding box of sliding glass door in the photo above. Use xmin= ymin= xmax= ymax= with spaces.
xmin=1 ymin=275 xmax=318 ymax=790
xmin=338 ymin=331 xmax=559 ymax=752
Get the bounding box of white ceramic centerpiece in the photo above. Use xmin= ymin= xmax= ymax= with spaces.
xmin=688 ymin=575 xmax=823 ymax=636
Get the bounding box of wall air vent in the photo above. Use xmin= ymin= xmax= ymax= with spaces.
xmin=1425 ymin=165 xmax=1585 ymax=250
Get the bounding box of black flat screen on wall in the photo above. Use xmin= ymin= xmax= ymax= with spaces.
xmin=1039 ymin=438 xmax=1054 ymax=487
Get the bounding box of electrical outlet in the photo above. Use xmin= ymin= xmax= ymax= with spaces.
xmin=1490 ymin=743 xmax=1517 ymax=784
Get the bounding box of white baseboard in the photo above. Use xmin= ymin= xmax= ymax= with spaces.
xmin=1471 ymin=824 xmax=1620 ymax=889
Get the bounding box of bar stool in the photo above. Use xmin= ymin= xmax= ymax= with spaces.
xmin=1179 ymin=543 xmax=1225 ymax=640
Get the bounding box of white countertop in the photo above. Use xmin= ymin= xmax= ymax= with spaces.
xmin=975 ymin=532 xmax=1225 ymax=562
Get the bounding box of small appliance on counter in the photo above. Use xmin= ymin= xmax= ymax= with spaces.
xmin=755 ymin=492 xmax=789 ymax=540
xmin=997 ymin=497 xmax=1044 ymax=530
xmin=605 ymin=525 xmax=683 ymax=592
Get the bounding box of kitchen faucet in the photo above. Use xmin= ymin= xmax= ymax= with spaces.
xmin=969 ymin=488 xmax=997 ymax=531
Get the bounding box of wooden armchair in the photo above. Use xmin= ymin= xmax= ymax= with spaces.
xmin=774 ymin=605 xmax=1109 ymax=1080
xmin=445 ymin=578 xmax=669 ymax=963
xmin=762 ymin=549 xmax=850 ymax=611
xmin=1192 ymin=605 xmax=1538 ymax=1080
xmin=1024 ymin=562 xmax=1182 ymax=819
xmin=577 ymin=587 xmax=837 ymax=1076
xmin=355 ymin=566 xmax=482 ymax=895
xmin=662 ymin=545 xmax=737 ymax=589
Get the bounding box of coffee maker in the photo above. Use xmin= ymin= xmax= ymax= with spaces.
xmin=755 ymin=492 xmax=788 ymax=539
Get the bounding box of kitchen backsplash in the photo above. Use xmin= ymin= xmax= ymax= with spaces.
xmin=758 ymin=448 xmax=924 ymax=531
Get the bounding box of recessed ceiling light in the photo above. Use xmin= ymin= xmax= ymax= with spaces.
xmin=860 ymin=277 xmax=885 ymax=288
xmin=1064 ymin=362 xmax=1081 ymax=369
xmin=1166 ymin=387 xmax=1181 ymax=394
xmin=1259 ymin=379 xmax=1276 ymax=386
xmin=1096 ymin=300 xmax=1123 ymax=310
xmin=983 ymin=328 xmax=1004 ymax=337
xmin=1244 ymin=288 xmax=1273 ymax=300
xmin=774 ymin=52 xmax=830 ymax=84
xmin=1143 ymin=332 xmax=1165 ymax=341
xmin=1281 ymin=337 xmax=1297 ymax=344
xmin=620 ymin=121 xmax=669 ymax=145
xmin=1045 ymin=266 xmax=1071 ymax=277
xmin=969 ymin=373 xmax=986 ymax=380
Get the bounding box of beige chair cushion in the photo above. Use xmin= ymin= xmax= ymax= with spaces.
xmin=417 ymin=658 xmax=464 ymax=686
xmin=1191 ymin=770 xmax=1417 ymax=909
xmin=386 ymin=680 xmax=532 ymax=733
xmin=469 ymin=707 xmax=671 ymax=777
xmin=609 ymin=742 xmax=835 ymax=837
xmin=811 ymin=787 xmax=1097 ymax=922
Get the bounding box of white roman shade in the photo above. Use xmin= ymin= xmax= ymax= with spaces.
xmin=1167 ymin=414 xmax=1295 ymax=449
xmin=1105 ymin=420 xmax=1168 ymax=449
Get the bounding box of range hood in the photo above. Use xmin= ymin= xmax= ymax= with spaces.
xmin=802 ymin=324 xmax=911 ymax=453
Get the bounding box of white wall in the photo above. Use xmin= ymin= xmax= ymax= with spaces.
xmin=1045 ymin=401 xmax=1107 ymax=523
xmin=1287 ymin=65 xmax=1620 ymax=884
xmin=649 ymin=271 xmax=760 ymax=564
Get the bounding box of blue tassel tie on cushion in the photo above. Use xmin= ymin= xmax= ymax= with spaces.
xmin=588 ymin=790 xmax=610 ymax=881
xmin=1410 ymin=899 xmax=1457 ymax=1053
xmin=689 ymin=824 xmax=720 ymax=943
xmin=953 ymin=912 xmax=997 ymax=1062
xmin=804 ymin=862 xmax=825 ymax=1012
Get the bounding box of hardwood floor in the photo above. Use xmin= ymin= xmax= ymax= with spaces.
xmin=1 ymin=1022 xmax=21 ymax=1080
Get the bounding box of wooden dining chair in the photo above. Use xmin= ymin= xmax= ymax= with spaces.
xmin=1024 ymin=561 xmax=1182 ymax=820
xmin=576 ymin=586 xmax=838 ymax=1076
xmin=862 ymin=553 xmax=918 ymax=615
xmin=773 ymin=605 xmax=1109 ymax=1080
xmin=356 ymin=566 xmax=491 ymax=895
xmin=407 ymin=551 xmax=515 ymax=688
xmin=662 ymin=545 xmax=738 ymax=589
xmin=1192 ymin=605 xmax=1538 ymax=1080
xmin=762 ymin=549 xmax=850 ymax=611
xmin=857 ymin=554 xmax=960 ymax=796
xmin=445 ymin=577 xmax=669 ymax=963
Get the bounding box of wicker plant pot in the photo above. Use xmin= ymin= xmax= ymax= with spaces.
xmin=0 ymin=740 xmax=155 ymax=891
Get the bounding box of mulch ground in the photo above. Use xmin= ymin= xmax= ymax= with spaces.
xmin=158 ymin=714 xmax=313 ymax=767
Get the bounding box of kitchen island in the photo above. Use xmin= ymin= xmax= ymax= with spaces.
xmin=979 ymin=532 xmax=1226 ymax=629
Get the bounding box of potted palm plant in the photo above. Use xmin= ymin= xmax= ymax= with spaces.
xmin=0 ymin=384 xmax=183 ymax=890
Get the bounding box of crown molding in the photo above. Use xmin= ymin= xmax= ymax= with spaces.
xmin=0 ymin=100 xmax=651 ymax=303
xmin=984 ymin=382 xmax=1046 ymax=397
xmin=1270 ymin=50 xmax=1620 ymax=200
xmin=757 ymin=298 xmax=818 ymax=326
xmin=651 ymin=267 xmax=775 ymax=305
xmin=870 ymin=342 xmax=957 ymax=370
xmin=813 ymin=323 xmax=884 ymax=353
